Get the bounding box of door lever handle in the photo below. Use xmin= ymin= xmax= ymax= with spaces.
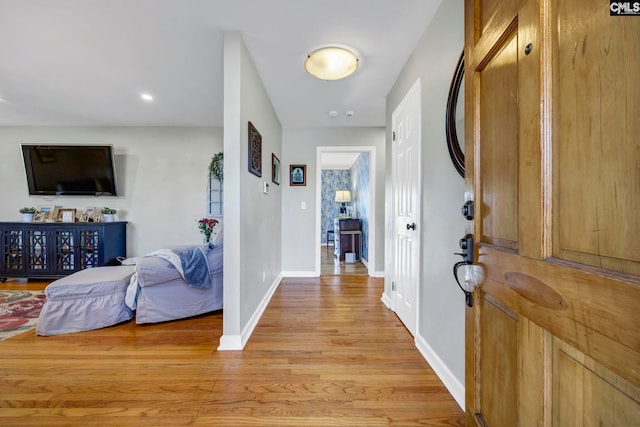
xmin=453 ymin=261 xmax=474 ymax=307
xmin=406 ymin=223 xmax=416 ymax=230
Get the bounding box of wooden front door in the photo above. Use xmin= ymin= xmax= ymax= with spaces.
xmin=464 ymin=0 xmax=640 ymax=425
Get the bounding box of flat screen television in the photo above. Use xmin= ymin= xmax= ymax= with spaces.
xmin=21 ymin=144 xmax=118 ymax=196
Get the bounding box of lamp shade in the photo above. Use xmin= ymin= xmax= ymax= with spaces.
xmin=335 ymin=190 xmax=351 ymax=203
xmin=305 ymin=47 xmax=359 ymax=80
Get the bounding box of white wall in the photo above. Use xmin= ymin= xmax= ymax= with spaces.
xmin=0 ymin=126 xmax=221 ymax=256
xmin=220 ymin=32 xmax=283 ymax=349
xmin=281 ymin=127 xmax=385 ymax=275
xmin=385 ymin=0 xmax=466 ymax=408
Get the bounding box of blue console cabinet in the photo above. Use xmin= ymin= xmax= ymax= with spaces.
xmin=0 ymin=221 xmax=127 ymax=281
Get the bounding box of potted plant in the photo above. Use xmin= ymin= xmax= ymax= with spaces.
xmin=19 ymin=207 xmax=36 ymax=222
xmin=209 ymin=152 xmax=223 ymax=183
xmin=101 ymin=207 xmax=117 ymax=222
xmin=198 ymin=217 xmax=219 ymax=245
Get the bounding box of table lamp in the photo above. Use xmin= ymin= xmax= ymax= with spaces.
xmin=335 ymin=190 xmax=351 ymax=216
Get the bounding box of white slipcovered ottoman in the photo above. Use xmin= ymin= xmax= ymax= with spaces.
xmin=36 ymin=266 xmax=136 ymax=336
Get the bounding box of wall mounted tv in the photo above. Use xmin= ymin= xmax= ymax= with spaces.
xmin=21 ymin=144 xmax=118 ymax=196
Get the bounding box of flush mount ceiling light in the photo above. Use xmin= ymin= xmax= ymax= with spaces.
xmin=140 ymin=93 xmax=154 ymax=102
xmin=304 ymin=46 xmax=359 ymax=80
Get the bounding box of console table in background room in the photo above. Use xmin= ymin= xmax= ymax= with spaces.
xmin=0 ymin=221 xmax=127 ymax=281
xmin=334 ymin=218 xmax=362 ymax=261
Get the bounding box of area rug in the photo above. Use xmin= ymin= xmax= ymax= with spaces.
xmin=0 ymin=290 xmax=46 ymax=341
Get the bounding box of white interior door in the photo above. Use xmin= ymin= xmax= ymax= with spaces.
xmin=391 ymin=79 xmax=421 ymax=336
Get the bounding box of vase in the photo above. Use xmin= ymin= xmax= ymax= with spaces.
xmin=21 ymin=213 xmax=33 ymax=222
xmin=103 ymin=214 xmax=116 ymax=223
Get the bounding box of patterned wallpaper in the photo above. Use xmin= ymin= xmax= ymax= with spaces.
xmin=351 ymin=152 xmax=369 ymax=261
xmin=320 ymin=152 xmax=370 ymax=262
xmin=321 ymin=170 xmax=351 ymax=244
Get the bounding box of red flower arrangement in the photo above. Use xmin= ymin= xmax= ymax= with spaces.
xmin=198 ymin=218 xmax=219 ymax=243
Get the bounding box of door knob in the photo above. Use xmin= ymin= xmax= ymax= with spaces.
xmin=406 ymin=223 xmax=416 ymax=230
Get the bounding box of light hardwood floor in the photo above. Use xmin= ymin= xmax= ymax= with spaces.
xmin=0 ymin=275 xmax=463 ymax=426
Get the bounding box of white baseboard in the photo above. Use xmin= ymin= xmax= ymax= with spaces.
xmin=282 ymin=271 xmax=318 ymax=277
xmin=380 ymin=292 xmax=392 ymax=309
xmin=217 ymin=334 xmax=242 ymax=350
xmin=414 ymin=334 xmax=465 ymax=411
xmin=362 ymin=259 xmax=385 ymax=278
xmin=380 ymin=294 xmax=463 ymax=409
xmin=217 ymin=273 xmax=283 ymax=351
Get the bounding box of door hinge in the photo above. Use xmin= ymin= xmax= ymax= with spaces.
xmin=391 ymin=281 xmax=396 ymax=291
xmin=392 ymin=131 xmax=396 ymax=141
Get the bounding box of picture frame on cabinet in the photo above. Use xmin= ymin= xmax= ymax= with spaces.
xmin=80 ymin=207 xmax=97 ymax=222
xmin=37 ymin=205 xmax=58 ymax=222
xmin=57 ymin=208 xmax=77 ymax=223
xmin=32 ymin=211 xmax=46 ymax=222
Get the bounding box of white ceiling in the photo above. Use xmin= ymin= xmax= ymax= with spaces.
xmin=320 ymin=152 xmax=361 ymax=169
xmin=0 ymin=0 xmax=443 ymax=128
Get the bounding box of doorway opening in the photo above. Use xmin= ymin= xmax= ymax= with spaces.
xmin=315 ymin=146 xmax=376 ymax=276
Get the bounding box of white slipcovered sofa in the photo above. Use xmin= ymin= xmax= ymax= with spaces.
xmin=130 ymin=243 xmax=223 ymax=324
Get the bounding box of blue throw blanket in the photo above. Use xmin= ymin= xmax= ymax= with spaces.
xmin=171 ymin=246 xmax=212 ymax=289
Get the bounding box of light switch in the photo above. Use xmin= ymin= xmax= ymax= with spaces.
xmin=301 ymin=202 xmax=306 ymax=210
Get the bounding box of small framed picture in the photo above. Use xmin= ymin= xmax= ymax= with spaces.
xmin=32 ymin=211 xmax=46 ymax=222
xmin=37 ymin=205 xmax=58 ymax=222
xmin=248 ymin=121 xmax=262 ymax=177
xmin=79 ymin=207 xmax=96 ymax=222
xmin=57 ymin=208 xmax=77 ymax=223
xmin=290 ymin=164 xmax=307 ymax=186
xmin=91 ymin=209 xmax=103 ymax=222
xmin=272 ymin=154 xmax=280 ymax=185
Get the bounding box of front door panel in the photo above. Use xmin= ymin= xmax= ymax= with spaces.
xmin=465 ymin=0 xmax=640 ymax=425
